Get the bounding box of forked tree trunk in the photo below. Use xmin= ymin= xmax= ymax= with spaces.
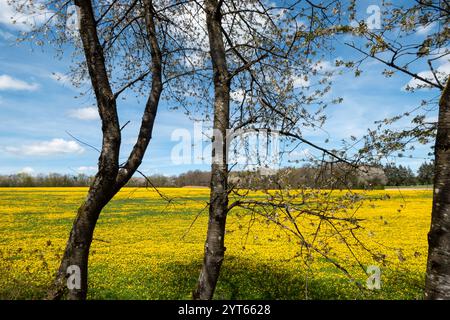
xmin=425 ymin=78 xmax=450 ymax=299
xmin=193 ymin=0 xmax=230 ymax=300
xmin=48 ymin=0 xmax=162 ymax=300
xmin=47 ymin=0 xmax=121 ymax=300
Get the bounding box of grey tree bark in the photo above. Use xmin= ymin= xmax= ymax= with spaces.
xmin=48 ymin=0 xmax=162 ymax=300
xmin=193 ymin=0 xmax=230 ymax=300
xmin=425 ymin=77 xmax=450 ymax=299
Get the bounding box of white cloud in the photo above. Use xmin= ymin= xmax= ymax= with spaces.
xmin=436 ymin=60 xmax=449 ymax=73
xmin=416 ymin=22 xmax=436 ymax=36
xmin=404 ymin=61 xmax=450 ymax=90
xmin=0 ymin=74 xmax=39 ymax=91
xmin=292 ymin=59 xmax=339 ymax=89
xmin=68 ymin=107 xmax=99 ymax=120
xmin=424 ymin=116 xmax=438 ymax=123
xmin=19 ymin=166 xmax=34 ymax=174
xmin=50 ymin=71 xmax=89 ymax=89
xmin=5 ymin=139 xmax=84 ymax=156
xmin=165 ymin=1 xmax=284 ymax=68
xmin=50 ymin=72 xmax=72 ymax=85
xmin=313 ymin=60 xmax=336 ymax=73
xmin=0 ymin=0 xmax=52 ymax=31
xmin=287 ymin=148 xmax=312 ymax=160
xmin=292 ymin=75 xmax=310 ymax=88
xmin=77 ymin=166 xmax=96 ymax=172
xmin=0 ymin=29 xmax=14 ymax=39
xmin=230 ymin=89 xmax=246 ymax=102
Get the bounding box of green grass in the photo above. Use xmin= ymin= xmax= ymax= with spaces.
xmin=0 ymin=187 xmax=431 ymax=300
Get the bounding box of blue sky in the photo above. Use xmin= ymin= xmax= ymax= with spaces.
xmin=0 ymin=0 xmax=445 ymax=176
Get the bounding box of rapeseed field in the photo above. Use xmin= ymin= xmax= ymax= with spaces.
xmin=0 ymin=187 xmax=431 ymax=299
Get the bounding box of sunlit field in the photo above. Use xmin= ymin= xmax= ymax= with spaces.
xmin=0 ymin=187 xmax=432 ymax=300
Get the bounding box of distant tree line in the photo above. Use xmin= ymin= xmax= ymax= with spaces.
xmin=0 ymin=173 xmax=94 ymax=187
xmin=0 ymin=171 xmax=211 ymax=188
xmin=384 ymin=162 xmax=434 ymax=186
xmin=0 ymin=162 xmax=434 ymax=188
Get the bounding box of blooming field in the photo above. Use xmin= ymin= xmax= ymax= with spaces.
xmin=0 ymin=187 xmax=432 ymax=299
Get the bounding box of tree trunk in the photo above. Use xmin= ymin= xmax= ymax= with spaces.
xmin=47 ymin=0 xmax=122 ymax=300
xmin=425 ymin=77 xmax=450 ymax=299
xmin=47 ymin=0 xmax=162 ymax=300
xmin=115 ymin=0 xmax=162 ymax=188
xmin=193 ymin=0 xmax=230 ymax=300
xmin=48 ymin=178 xmax=117 ymax=300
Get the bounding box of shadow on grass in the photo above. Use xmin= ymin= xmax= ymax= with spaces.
xmin=86 ymin=255 xmax=422 ymax=300
xmin=0 ymin=255 xmax=424 ymax=300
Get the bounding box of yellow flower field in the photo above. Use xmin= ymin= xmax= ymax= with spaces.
xmin=0 ymin=187 xmax=432 ymax=299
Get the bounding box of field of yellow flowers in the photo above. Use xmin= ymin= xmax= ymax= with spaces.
xmin=0 ymin=187 xmax=432 ymax=299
